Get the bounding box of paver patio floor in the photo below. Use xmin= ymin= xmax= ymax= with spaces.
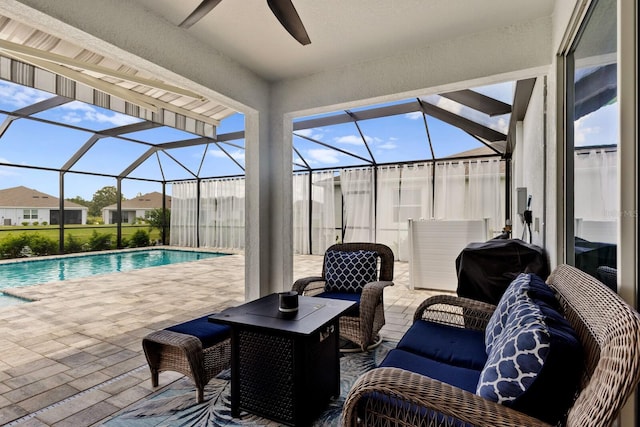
xmin=0 ymin=250 xmax=448 ymax=426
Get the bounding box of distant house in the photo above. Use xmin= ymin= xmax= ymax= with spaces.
xmin=0 ymin=186 xmax=88 ymax=225
xmin=101 ymin=192 xmax=171 ymax=224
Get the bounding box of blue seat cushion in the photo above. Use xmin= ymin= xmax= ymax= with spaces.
xmin=324 ymin=250 xmax=378 ymax=293
xmin=316 ymin=291 xmax=360 ymax=316
xmin=380 ymin=349 xmax=481 ymax=394
xmin=165 ymin=315 xmax=230 ymax=349
xmin=397 ymin=320 xmax=487 ymax=370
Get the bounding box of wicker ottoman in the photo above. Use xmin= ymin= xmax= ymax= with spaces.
xmin=142 ymin=315 xmax=231 ymax=403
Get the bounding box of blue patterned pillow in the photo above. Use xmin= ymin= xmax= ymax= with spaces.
xmin=485 ymin=273 xmax=531 ymax=354
xmin=324 ymin=250 xmax=378 ymax=293
xmin=477 ymin=292 xmax=582 ymax=424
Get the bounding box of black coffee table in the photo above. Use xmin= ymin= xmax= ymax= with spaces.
xmin=209 ymin=293 xmax=355 ymax=426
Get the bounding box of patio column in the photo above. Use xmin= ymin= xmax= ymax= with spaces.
xmin=244 ymin=110 xmax=293 ymax=300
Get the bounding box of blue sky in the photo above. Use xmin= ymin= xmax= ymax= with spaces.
xmin=1 ymin=78 xmax=615 ymax=201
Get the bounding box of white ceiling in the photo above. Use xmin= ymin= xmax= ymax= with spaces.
xmin=135 ymin=0 xmax=556 ymax=82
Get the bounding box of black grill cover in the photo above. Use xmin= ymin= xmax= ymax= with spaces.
xmin=455 ymin=238 xmax=549 ymax=305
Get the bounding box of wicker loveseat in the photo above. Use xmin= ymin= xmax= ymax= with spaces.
xmin=343 ymin=264 xmax=640 ymax=427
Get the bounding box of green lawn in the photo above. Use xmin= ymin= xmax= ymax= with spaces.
xmin=0 ymin=224 xmax=162 ymax=243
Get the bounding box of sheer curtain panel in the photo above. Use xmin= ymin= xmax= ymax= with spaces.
xmin=376 ymin=166 xmax=401 ymax=256
xmin=293 ymin=173 xmax=310 ymax=254
xmin=341 ymin=168 xmax=375 ymax=242
xmin=468 ymin=159 xmax=504 ymax=236
xmin=434 ymin=161 xmax=467 ymax=219
xmin=170 ymin=181 xmax=199 ymax=247
xmin=311 ymin=171 xmax=337 ymax=254
xmin=199 ymin=178 xmax=245 ymax=250
xmin=398 ymin=163 xmax=433 ymax=261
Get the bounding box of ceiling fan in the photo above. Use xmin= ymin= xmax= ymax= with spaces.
xmin=179 ymin=0 xmax=311 ymax=46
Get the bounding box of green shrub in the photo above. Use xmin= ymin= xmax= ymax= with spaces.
xmin=42 ymin=221 xmax=48 ymax=226
xmin=64 ymin=233 xmax=85 ymax=253
xmin=21 ymin=222 xmax=28 ymax=226
xmin=28 ymin=233 xmax=57 ymax=255
xmin=129 ymin=229 xmax=151 ymax=247
xmin=0 ymin=232 xmax=57 ymax=259
xmin=87 ymin=215 xmax=104 ymax=225
xmin=88 ymin=230 xmax=113 ymax=251
xmin=32 ymin=221 xmax=39 ymax=226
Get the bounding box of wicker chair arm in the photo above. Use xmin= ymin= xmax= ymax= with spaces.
xmin=342 ymin=367 xmax=552 ymax=427
xmin=413 ymin=294 xmax=496 ymax=330
xmin=361 ymin=280 xmax=394 ymax=296
xmin=292 ymin=276 xmax=325 ymax=294
xmin=359 ymin=281 xmax=393 ymax=313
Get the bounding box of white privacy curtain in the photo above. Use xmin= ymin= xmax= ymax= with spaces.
xmin=376 ymin=166 xmax=402 ymax=257
xmin=170 ymin=179 xmax=245 ymax=250
xmin=293 ymin=171 xmax=337 ymax=255
xmin=170 ymin=181 xmax=198 ymax=247
xmin=468 ymin=159 xmax=504 ymax=235
xmin=433 ymin=161 xmax=467 ymax=219
xmin=398 ymin=163 xmax=433 ymax=260
xmin=341 ymin=168 xmax=375 ymax=242
xmin=199 ymin=178 xmax=245 ymax=249
xmin=293 ymin=173 xmax=310 ymax=254
xmin=574 ymin=150 xmax=618 ymax=220
xmin=375 ymin=163 xmax=434 ymax=261
xmin=311 ymin=171 xmax=336 ymax=254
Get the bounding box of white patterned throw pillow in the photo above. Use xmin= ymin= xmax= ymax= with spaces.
xmin=477 ymin=297 xmax=549 ymax=403
xmin=324 ymin=250 xmax=378 ymax=293
xmin=484 ymin=273 xmax=531 ymax=354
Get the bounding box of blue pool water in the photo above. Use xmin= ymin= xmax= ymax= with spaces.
xmin=0 ymin=249 xmax=226 ymax=292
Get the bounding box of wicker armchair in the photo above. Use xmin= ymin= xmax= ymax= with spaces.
xmin=342 ymin=264 xmax=640 ymax=426
xmin=293 ymin=242 xmax=394 ymax=351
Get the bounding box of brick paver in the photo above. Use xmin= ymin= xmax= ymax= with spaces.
xmin=0 ymin=250 xmax=448 ymax=426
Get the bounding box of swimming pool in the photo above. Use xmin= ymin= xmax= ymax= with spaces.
xmin=0 ymin=249 xmax=227 ymax=292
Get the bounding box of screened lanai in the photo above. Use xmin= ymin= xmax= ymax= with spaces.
xmin=1 ymin=11 xmax=617 ymax=265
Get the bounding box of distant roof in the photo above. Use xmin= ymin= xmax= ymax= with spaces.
xmin=0 ymin=186 xmax=86 ymax=209
xmin=102 ymin=192 xmax=171 ymax=211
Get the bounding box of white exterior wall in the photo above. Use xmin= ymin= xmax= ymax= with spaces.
xmin=0 ymin=207 xmax=87 ymax=225
xmin=513 ymin=78 xmax=548 ymax=251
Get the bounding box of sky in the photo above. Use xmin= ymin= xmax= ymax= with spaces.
xmin=0 ymin=77 xmax=616 ymax=201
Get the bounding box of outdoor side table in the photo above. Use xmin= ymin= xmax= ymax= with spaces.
xmin=209 ymin=293 xmax=355 ymax=426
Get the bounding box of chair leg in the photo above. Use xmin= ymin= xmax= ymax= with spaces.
xmin=150 ymin=368 xmax=159 ymax=387
xmin=196 ymin=386 xmax=204 ymax=403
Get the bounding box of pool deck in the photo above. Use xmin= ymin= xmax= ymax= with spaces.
xmin=0 ymin=250 xmax=449 ymax=426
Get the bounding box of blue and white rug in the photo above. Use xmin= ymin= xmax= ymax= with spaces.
xmin=104 ymin=341 xmax=394 ymax=426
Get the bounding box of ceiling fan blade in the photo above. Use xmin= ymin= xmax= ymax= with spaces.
xmin=266 ymin=0 xmax=311 ymax=45
xmin=179 ymin=0 xmax=223 ymax=29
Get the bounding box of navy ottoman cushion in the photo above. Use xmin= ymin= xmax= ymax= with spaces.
xmin=397 ymin=320 xmax=488 ymax=370
xmin=166 ymin=315 xmax=230 ymax=348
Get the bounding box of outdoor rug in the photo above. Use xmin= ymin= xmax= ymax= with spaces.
xmin=104 ymin=341 xmax=395 ymax=426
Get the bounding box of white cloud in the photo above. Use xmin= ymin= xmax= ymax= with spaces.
xmin=295 ymin=128 xmax=325 ymax=140
xmin=0 ymin=82 xmax=49 ymax=109
xmin=59 ymin=101 xmax=140 ymax=127
xmin=574 ymin=103 xmax=618 ymax=147
xmin=208 ymin=148 xmax=245 ymax=161
xmin=307 ymin=148 xmax=341 ymax=164
xmin=335 ymin=134 xmax=382 ymax=145
xmin=405 ymin=111 xmax=423 ymax=120
xmin=0 ymin=158 xmax=19 ymax=176
xmin=377 ymin=142 xmax=398 ymax=150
